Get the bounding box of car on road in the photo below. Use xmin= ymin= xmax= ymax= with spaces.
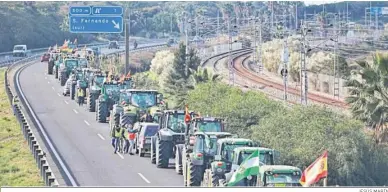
xmin=134 ymin=122 xmax=159 ymax=157
xmin=108 ymin=41 xmax=120 ymax=49
xmin=13 ymin=44 xmax=29 ymax=57
xmin=41 ymin=53 xmax=50 ymax=62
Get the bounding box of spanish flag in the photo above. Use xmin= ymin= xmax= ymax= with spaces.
xmin=184 ymin=104 xmax=191 ymax=123
xmin=300 ymin=150 xmax=328 ymax=187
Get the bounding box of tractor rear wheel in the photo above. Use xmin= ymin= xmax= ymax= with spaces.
xmin=59 ymin=72 xmax=66 ymax=86
xmin=187 ymin=161 xmax=203 ymax=186
xmin=87 ymin=93 xmax=96 ymax=112
xmin=120 ymin=113 xmax=133 ymax=127
xmin=54 ymin=66 xmax=58 ymax=79
xmin=97 ymin=100 xmax=107 ymax=123
xmin=211 ymin=171 xmax=225 ymax=187
xmin=156 ymin=137 xmax=171 ymax=168
xmin=150 ymin=137 xmax=156 ymax=164
xmin=48 ymin=61 xmax=54 ymax=75
xmin=70 ymin=84 xmax=75 ymax=100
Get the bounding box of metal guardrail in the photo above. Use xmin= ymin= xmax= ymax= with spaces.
xmin=4 ymin=63 xmax=59 ymax=186
xmin=0 ymin=41 xmax=125 ymax=57
xmin=3 ymin=42 xmax=170 ymax=186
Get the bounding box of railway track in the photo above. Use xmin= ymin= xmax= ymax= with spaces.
xmin=205 ymin=49 xmax=350 ymax=110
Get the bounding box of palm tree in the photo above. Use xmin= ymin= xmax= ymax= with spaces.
xmin=345 ymin=52 xmax=388 ymax=144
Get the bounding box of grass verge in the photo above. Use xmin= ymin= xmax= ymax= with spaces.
xmin=0 ymin=68 xmax=44 ymax=186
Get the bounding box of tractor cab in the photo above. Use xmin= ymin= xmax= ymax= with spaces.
xmin=258 ymin=165 xmax=302 ymax=187
xmin=188 ymin=132 xmax=233 ymax=158
xmin=150 ymin=109 xmax=163 ymax=123
xmin=160 ymin=110 xmax=197 ymax=133
xmin=189 ymin=117 xmax=225 ymax=133
xmin=102 ymin=81 xmax=121 ymax=100
xmin=63 ymin=59 xmax=79 ymax=70
xmin=216 ymin=138 xmax=257 ymax=174
xmin=224 ymin=147 xmax=279 ymax=186
xmin=78 ymin=58 xmax=88 ymax=69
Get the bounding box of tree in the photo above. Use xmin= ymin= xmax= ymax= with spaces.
xmin=162 ymin=43 xmax=201 ymax=108
xmin=190 ymin=67 xmax=221 ymax=85
xmin=345 ymin=52 xmax=388 ymax=144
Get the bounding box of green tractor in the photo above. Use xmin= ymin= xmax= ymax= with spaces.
xmin=73 ymin=69 xmax=91 ymax=104
xmin=58 ymin=58 xmax=80 ymax=86
xmin=199 ymin=138 xmax=258 ymax=187
xmin=182 ymin=132 xmax=234 ymax=186
xmin=219 ymin=165 xmax=302 ymax=187
xmin=47 ymin=52 xmax=60 ymax=75
xmin=53 ymin=54 xmax=64 ymax=79
xmin=109 ymin=89 xmax=164 ymax=131
xmin=176 ymin=117 xmax=226 ymax=175
xmin=86 ymin=70 xmax=106 ymax=112
xmin=218 ymin=147 xmax=279 ymax=186
xmin=95 ymin=81 xmax=122 ymax=123
xmin=150 ymin=110 xmax=198 ymax=168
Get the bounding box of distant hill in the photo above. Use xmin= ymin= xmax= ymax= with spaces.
xmin=0 ymin=1 xmax=383 ymax=52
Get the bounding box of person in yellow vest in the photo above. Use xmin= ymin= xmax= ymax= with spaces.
xmin=77 ymin=88 xmax=85 ymax=106
xmin=111 ymin=125 xmax=125 ymax=154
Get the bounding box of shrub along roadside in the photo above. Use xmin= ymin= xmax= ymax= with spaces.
xmin=186 ymin=82 xmax=388 ymax=186
xmin=0 ymin=69 xmax=44 ymax=186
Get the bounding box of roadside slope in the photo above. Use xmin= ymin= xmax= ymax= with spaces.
xmin=0 ymin=68 xmax=43 ymax=186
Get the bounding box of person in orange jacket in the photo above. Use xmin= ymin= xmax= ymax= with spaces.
xmin=127 ymin=126 xmax=138 ymax=155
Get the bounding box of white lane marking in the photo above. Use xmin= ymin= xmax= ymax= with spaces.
xmin=117 ymin=153 xmax=124 ymax=159
xmin=64 ymin=100 xmax=69 ymax=104
xmin=48 ymin=81 xmax=50 ymax=84
xmin=57 ymin=93 xmax=61 ymax=96
xmin=84 ymin=120 xmax=90 ymax=126
xmin=97 ymin=133 xmax=105 ymax=140
xmin=52 ymin=87 xmax=55 ymax=90
xmin=138 ymin=173 xmax=151 ymax=184
xmin=73 ymin=109 xmax=79 ymax=114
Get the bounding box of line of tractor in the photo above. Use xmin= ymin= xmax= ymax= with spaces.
xmin=43 ymin=41 xmax=303 ymax=187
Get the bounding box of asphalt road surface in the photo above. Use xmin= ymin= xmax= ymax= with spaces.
xmin=18 ymin=46 xmax=183 ymax=186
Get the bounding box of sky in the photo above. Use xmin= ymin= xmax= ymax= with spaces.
xmin=304 ymin=1 xmax=343 ymax=6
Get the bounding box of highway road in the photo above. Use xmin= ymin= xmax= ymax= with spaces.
xmin=17 ymin=46 xmax=183 ymax=186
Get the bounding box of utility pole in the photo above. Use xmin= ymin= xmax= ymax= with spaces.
xmin=300 ymin=20 xmax=308 ymax=105
xmin=125 ymin=8 xmax=130 ymax=74
xmin=369 ymin=1 xmax=372 ymax=32
xmin=184 ymin=13 xmax=189 ymax=77
xmin=346 ymin=2 xmax=349 ymax=24
xmin=228 ymin=18 xmax=234 ymax=86
xmin=170 ymin=14 xmax=173 ymax=35
xmin=195 ymin=16 xmax=199 ymax=47
xmin=252 ymin=17 xmax=256 ymax=64
xmin=258 ymin=16 xmax=263 ymax=74
xmin=271 ymin=2 xmax=274 ymax=39
xmin=280 ymin=11 xmax=289 ymax=102
xmin=295 ymin=3 xmax=298 ymax=30
xmin=375 ymin=8 xmax=378 ymax=44
xmin=333 ymin=14 xmax=339 ymax=99
xmin=217 ymin=10 xmax=220 ymax=38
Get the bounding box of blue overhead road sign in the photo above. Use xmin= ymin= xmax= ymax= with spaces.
xmin=69 ymin=16 xmax=123 ymax=33
xmin=69 ymin=6 xmax=91 ymax=15
xmin=92 ymin=6 xmax=123 ymax=15
xmin=370 ymin=7 xmax=382 ymax=16
xmin=68 ymin=5 xmax=123 ymax=33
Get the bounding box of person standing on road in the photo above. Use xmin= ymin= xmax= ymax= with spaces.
xmin=77 ymin=88 xmax=85 ymax=106
xmin=128 ymin=127 xmax=138 ymax=155
xmin=111 ymin=125 xmax=125 ymax=154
